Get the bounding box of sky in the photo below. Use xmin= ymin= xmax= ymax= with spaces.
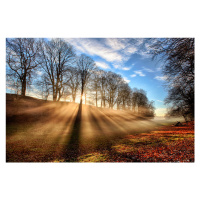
xmin=64 ymin=38 xmax=168 ymax=117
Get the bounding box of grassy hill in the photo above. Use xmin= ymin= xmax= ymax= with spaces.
xmin=6 ymin=93 xmax=194 ymax=162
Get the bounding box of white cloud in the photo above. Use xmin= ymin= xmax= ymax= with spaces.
xmin=113 ymin=64 xmax=121 ymax=69
xmin=65 ymin=38 xmax=141 ymax=68
xmin=154 ymin=76 xmax=167 ymax=81
xmin=122 ymin=67 xmax=131 ymax=71
xmin=64 ymin=38 xmax=157 ymax=73
xmin=130 ymin=74 xmax=137 ymax=78
xmin=124 ymin=46 xmax=137 ymax=55
xmin=105 ymin=38 xmax=126 ymax=50
xmin=123 ymin=77 xmax=131 ymax=83
xmin=65 ymin=38 xmax=123 ymax=63
xmin=134 ymin=70 xmax=146 ymax=76
xmin=142 ymin=67 xmax=154 ymax=72
xmin=96 ymin=61 xmax=110 ymax=69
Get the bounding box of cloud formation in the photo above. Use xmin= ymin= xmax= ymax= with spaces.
xmin=65 ymin=38 xmax=124 ymax=63
xmin=142 ymin=67 xmax=154 ymax=72
xmin=154 ymin=76 xmax=167 ymax=81
xmin=123 ymin=77 xmax=131 ymax=83
xmin=122 ymin=67 xmax=131 ymax=71
xmin=134 ymin=70 xmax=146 ymax=77
xmin=96 ymin=61 xmax=110 ymax=69
xmin=130 ymin=74 xmax=137 ymax=78
xmin=64 ymin=38 xmax=150 ymax=71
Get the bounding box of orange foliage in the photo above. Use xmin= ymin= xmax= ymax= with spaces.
xmin=109 ymin=121 xmax=194 ymax=162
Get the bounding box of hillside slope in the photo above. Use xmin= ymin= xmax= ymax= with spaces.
xmin=6 ymin=93 xmax=194 ymax=162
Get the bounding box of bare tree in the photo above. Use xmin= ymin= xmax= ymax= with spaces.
xmin=117 ymin=82 xmax=132 ymax=110
xmin=66 ymin=66 xmax=80 ymax=102
xmin=36 ymin=73 xmax=51 ymax=100
xmin=98 ymin=70 xmax=107 ymax=108
xmin=105 ymin=71 xmax=122 ymax=109
xmin=6 ymin=38 xmax=40 ymax=96
xmin=76 ymin=54 xmax=96 ymax=105
xmin=38 ymin=38 xmax=76 ymax=101
xmin=89 ymin=69 xmax=102 ymax=107
xmin=151 ymin=38 xmax=194 ymax=120
xmin=131 ymin=88 xmax=154 ymax=117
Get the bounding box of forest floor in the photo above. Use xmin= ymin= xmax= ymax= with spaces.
xmin=6 ymin=94 xmax=194 ymax=162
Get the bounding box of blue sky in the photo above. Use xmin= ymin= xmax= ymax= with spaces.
xmin=65 ymin=38 xmax=168 ymax=116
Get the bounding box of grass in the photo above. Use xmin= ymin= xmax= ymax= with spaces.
xmin=7 ymin=122 xmax=194 ymax=162
xmin=6 ymin=94 xmax=194 ymax=162
xmin=50 ymin=121 xmax=194 ymax=162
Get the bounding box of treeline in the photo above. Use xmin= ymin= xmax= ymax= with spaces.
xmin=6 ymin=38 xmax=155 ymax=117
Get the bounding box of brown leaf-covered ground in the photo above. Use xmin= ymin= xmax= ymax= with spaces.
xmin=6 ymin=94 xmax=194 ymax=162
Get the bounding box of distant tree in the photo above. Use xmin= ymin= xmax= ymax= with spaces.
xmin=98 ymin=70 xmax=107 ymax=108
xmin=76 ymin=54 xmax=96 ymax=105
xmin=131 ymin=88 xmax=155 ymax=117
xmin=132 ymin=89 xmax=145 ymax=114
xmin=66 ymin=66 xmax=80 ymax=102
xmin=145 ymin=100 xmax=155 ymax=117
xmin=89 ymin=69 xmax=101 ymax=107
xmin=105 ymin=71 xmax=122 ymax=109
xmin=117 ymin=82 xmax=132 ymax=110
xmin=151 ymin=38 xmax=194 ymax=120
xmin=6 ymin=38 xmax=40 ymax=96
xmin=6 ymin=69 xmax=21 ymax=95
xmin=38 ymin=39 xmax=76 ymax=101
xmin=137 ymin=90 xmax=148 ymax=114
xmin=36 ymin=73 xmax=51 ymax=100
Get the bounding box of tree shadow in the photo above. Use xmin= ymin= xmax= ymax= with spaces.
xmin=63 ymin=101 xmax=82 ymax=162
xmin=89 ymin=109 xmax=112 ymax=151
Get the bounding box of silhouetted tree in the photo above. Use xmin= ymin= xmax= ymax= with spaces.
xmin=38 ymin=39 xmax=76 ymax=101
xmin=36 ymin=73 xmax=51 ymax=100
xmin=66 ymin=66 xmax=80 ymax=102
xmin=105 ymin=72 xmax=122 ymax=109
xmin=151 ymin=38 xmax=194 ymax=120
xmin=98 ymin=70 xmax=107 ymax=108
xmin=6 ymin=38 xmax=40 ymax=96
xmin=117 ymin=82 xmax=132 ymax=110
xmin=131 ymin=88 xmax=154 ymax=117
xmin=89 ymin=69 xmax=102 ymax=107
xmin=76 ymin=54 xmax=96 ymax=105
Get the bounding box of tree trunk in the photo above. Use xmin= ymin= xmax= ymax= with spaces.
xmin=21 ymin=68 xmax=27 ymax=96
xmin=123 ymin=99 xmax=125 ymax=110
xmin=73 ymin=94 xmax=76 ymax=103
xmin=117 ymin=100 xmax=120 ymax=110
xmin=53 ymin=86 xmax=57 ymax=101
xmin=21 ymin=81 xmax=26 ymax=96
xmin=103 ymin=91 xmax=106 ymax=108
xmin=96 ymin=89 xmax=98 ymax=107
xmin=80 ymin=81 xmax=84 ymax=105
xmin=72 ymin=90 xmax=76 ymax=103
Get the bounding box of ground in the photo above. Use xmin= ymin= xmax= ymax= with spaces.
xmin=6 ymin=94 xmax=194 ymax=162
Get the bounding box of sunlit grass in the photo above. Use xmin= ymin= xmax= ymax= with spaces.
xmin=6 ymin=95 xmax=194 ymax=162
xmin=78 ymin=153 xmax=109 ymax=162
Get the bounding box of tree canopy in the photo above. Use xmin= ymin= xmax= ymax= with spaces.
xmin=151 ymin=38 xmax=194 ymax=121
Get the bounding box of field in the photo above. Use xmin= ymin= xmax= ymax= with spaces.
xmin=6 ymin=94 xmax=194 ymax=162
